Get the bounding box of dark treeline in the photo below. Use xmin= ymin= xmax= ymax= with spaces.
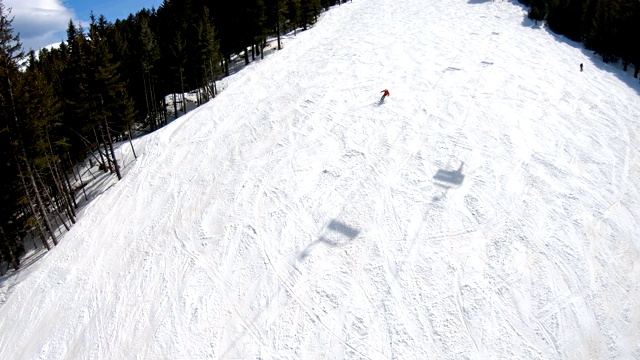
xmin=0 ymin=0 xmax=352 ymax=272
xmin=524 ymin=0 xmax=640 ymax=76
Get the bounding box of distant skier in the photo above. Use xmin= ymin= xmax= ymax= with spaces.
xmin=380 ymin=89 xmax=390 ymax=102
xmin=580 ymin=63 xmax=583 ymax=72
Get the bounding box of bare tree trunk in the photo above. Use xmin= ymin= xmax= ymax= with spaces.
xmin=179 ymin=67 xmax=187 ymax=115
xmin=62 ymin=155 xmax=80 ymax=208
xmin=93 ymin=126 xmax=108 ymax=172
xmin=46 ymin=128 xmax=76 ymax=220
xmin=52 ymin=195 xmax=71 ymax=232
xmin=201 ymin=75 xmax=209 ymax=103
xmin=48 ymin=162 xmax=75 ymax=225
xmin=195 ymin=78 xmax=202 ymax=106
xmin=172 ymin=93 xmax=178 ymax=120
xmin=34 ymin=168 xmax=70 ymax=232
xmin=128 ymin=123 xmax=138 ymax=159
xmin=162 ymin=97 xmax=168 ymax=125
xmin=222 ymin=57 xmax=228 ymax=77
xmin=97 ymin=124 xmax=113 ymax=175
xmin=68 ymin=150 xmax=79 ymax=183
xmin=67 ymin=128 xmax=104 ymax=170
xmin=16 ymin=158 xmax=53 ymax=249
xmin=276 ymin=1 xmax=282 ymax=51
xmin=277 ymin=24 xmax=282 ymax=50
xmin=142 ymin=72 xmax=153 ymax=130
xmin=209 ymin=59 xmax=217 ymax=98
xmin=0 ymin=226 xmax=21 ymax=270
xmin=262 ymin=38 xmax=267 ymax=59
xmin=57 ymin=164 xmax=77 ymax=221
xmin=149 ymin=79 xmax=159 ymax=130
xmin=101 ymin=107 xmax=122 ymax=181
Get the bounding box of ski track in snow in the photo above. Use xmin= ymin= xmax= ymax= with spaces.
xmin=1 ymin=0 xmax=640 ymax=359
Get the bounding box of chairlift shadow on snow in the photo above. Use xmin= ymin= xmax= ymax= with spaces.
xmin=298 ymin=219 xmax=360 ymax=260
xmin=433 ymin=162 xmax=465 ymax=189
xmin=431 ymin=162 xmax=465 ymax=202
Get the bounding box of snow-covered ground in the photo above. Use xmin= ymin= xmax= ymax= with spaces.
xmin=1 ymin=0 xmax=640 ymax=358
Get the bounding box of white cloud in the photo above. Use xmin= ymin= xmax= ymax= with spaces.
xmin=4 ymin=0 xmax=80 ymax=51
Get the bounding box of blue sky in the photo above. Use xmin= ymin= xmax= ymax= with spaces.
xmin=66 ymin=0 xmax=163 ymax=22
xmin=5 ymin=0 xmax=163 ymax=51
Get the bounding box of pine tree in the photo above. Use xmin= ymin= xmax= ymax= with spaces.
xmin=249 ymin=0 xmax=267 ymax=59
xmin=287 ymin=0 xmax=301 ymax=35
xmin=22 ymin=51 xmax=76 ymax=227
xmin=0 ymin=1 xmax=27 ymax=267
xmin=265 ymin=0 xmax=289 ymax=50
xmin=628 ymin=0 xmax=640 ymax=77
xmin=300 ymin=0 xmax=321 ymax=30
xmin=608 ymin=0 xmax=637 ymax=72
xmin=195 ymin=7 xmax=222 ymax=100
xmin=88 ymin=14 xmax=127 ymax=180
xmin=528 ymin=0 xmax=546 ymax=26
xmin=170 ymin=30 xmax=188 ymax=116
xmin=0 ymin=2 xmax=58 ymax=250
xmin=61 ymin=20 xmax=94 ymax=162
xmin=585 ymin=0 xmax=616 ymax=62
xmin=139 ymin=15 xmax=161 ymax=129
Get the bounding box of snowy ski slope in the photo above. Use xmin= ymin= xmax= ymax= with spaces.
xmin=1 ymin=0 xmax=639 ymax=358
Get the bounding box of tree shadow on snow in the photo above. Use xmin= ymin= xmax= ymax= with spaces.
xmin=467 ymin=0 xmax=492 ymax=4
xmin=520 ymin=16 xmax=543 ymax=30
xmin=576 ymin=48 xmax=640 ymax=96
xmin=14 ymin=249 xmax=47 ymax=272
xmin=0 ymin=241 xmax=48 ymax=290
xmin=513 ymin=1 xmax=640 ymax=94
xmin=298 ymin=219 xmax=360 ymax=260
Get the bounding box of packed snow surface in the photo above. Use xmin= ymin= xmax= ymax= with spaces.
xmin=1 ymin=0 xmax=640 ymax=358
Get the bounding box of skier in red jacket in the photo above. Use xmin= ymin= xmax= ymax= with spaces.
xmin=380 ymin=89 xmax=390 ymax=102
